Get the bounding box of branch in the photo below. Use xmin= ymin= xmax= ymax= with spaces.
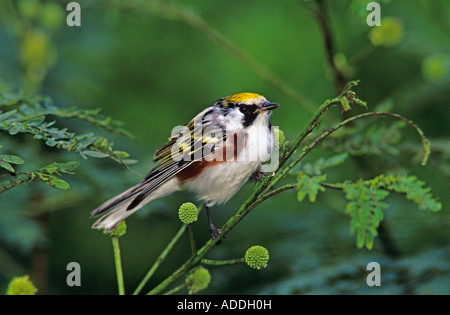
xmin=111 ymin=236 xmax=125 ymax=295
xmin=313 ymin=0 xmax=347 ymax=92
xmin=201 ymin=258 xmax=245 ymax=266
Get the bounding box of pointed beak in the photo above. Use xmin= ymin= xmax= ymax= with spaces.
xmin=258 ymin=101 xmax=279 ymax=112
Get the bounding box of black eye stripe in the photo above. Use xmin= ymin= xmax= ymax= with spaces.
xmin=239 ymin=105 xmax=258 ymax=127
xmin=217 ymin=103 xmax=259 ymax=127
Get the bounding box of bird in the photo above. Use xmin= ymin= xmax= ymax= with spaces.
xmin=91 ymin=93 xmax=279 ymax=239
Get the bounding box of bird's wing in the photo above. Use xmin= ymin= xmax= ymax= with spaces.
xmin=91 ymin=107 xmax=224 ymax=216
xmin=127 ymin=107 xmax=223 ymax=209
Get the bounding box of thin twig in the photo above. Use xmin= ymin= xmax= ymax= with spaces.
xmin=258 ymin=184 xmax=297 ymax=204
xmin=188 ymin=225 xmax=197 ymax=257
xmin=111 ymin=236 xmax=125 ymax=295
xmin=320 ymin=182 xmax=343 ymax=190
xmin=313 ymin=0 xmax=347 ymax=92
xmin=201 ymin=258 xmax=245 ymax=266
xmin=163 ymin=282 xmax=187 ymax=295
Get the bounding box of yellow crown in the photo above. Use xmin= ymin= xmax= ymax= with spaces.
xmin=225 ymin=93 xmax=263 ymax=104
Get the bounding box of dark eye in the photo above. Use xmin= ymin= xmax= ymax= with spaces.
xmin=239 ymin=105 xmax=250 ymax=114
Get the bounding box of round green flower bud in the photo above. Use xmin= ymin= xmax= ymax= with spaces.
xmin=245 ymin=246 xmax=269 ymax=270
xmin=39 ymin=2 xmax=64 ymax=31
xmin=105 ymin=221 xmax=127 ymax=238
xmin=18 ymin=0 xmax=40 ymax=20
xmin=274 ymin=129 xmax=286 ymax=150
xmin=422 ymin=54 xmax=448 ymax=82
xmin=369 ymin=17 xmax=404 ymax=47
xmin=186 ymin=267 xmax=211 ymax=294
xmin=6 ymin=276 xmax=38 ymax=295
xmin=178 ymin=202 xmax=198 ymax=224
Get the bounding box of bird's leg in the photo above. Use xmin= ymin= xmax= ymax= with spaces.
xmin=205 ymin=204 xmax=221 ymax=240
xmin=251 ymin=169 xmax=268 ymax=183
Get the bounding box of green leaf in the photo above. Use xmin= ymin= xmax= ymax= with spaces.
xmin=323 ymin=121 xmax=406 ymax=157
xmin=39 ymin=165 xmax=59 ymax=174
xmin=339 ymin=96 xmax=351 ymax=111
xmin=122 ymin=159 xmax=139 ymax=165
xmin=0 ymin=161 xmax=15 ymax=172
xmin=321 ymin=153 xmax=349 ymax=169
xmin=45 ymin=175 xmax=70 ymax=190
xmin=343 ymin=179 xmax=389 ymax=250
xmin=39 ymin=161 xmax=80 ymax=174
xmin=37 ymin=172 xmax=49 ymax=182
xmin=0 ymin=93 xmax=135 ymax=164
xmin=342 ymin=173 xmax=440 ymax=250
xmin=1 ymin=153 xmax=25 ymax=165
xmin=0 ymin=109 xmax=18 ymax=121
xmin=365 ymin=232 xmax=375 ymax=250
xmin=59 ymin=161 xmax=80 ymax=173
xmin=356 ymin=230 xmax=366 ymax=249
xmin=7 ymin=123 xmax=22 ymax=135
xmin=296 ymin=173 xmax=327 ymax=203
xmin=302 ymin=153 xmax=348 ymax=175
xmin=368 ymin=174 xmax=442 ymax=212
xmin=112 ymin=150 xmax=130 ymax=159
xmin=82 ymin=150 xmax=109 ymax=158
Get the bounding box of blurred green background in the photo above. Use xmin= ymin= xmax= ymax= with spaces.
xmin=0 ymin=0 xmax=449 ymax=294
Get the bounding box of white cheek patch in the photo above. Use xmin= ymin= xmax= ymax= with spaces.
xmin=214 ymin=110 xmax=245 ymax=133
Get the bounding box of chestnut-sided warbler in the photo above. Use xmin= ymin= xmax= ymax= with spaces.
xmin=91 ymin=93 xmax=279 ymax=238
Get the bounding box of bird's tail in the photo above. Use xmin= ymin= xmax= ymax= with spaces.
xmin=91 ymin=178 xmax=179 ymax=232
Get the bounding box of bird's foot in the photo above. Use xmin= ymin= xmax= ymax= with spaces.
xmin=209 ymin=224 xmax=226 ymax=241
